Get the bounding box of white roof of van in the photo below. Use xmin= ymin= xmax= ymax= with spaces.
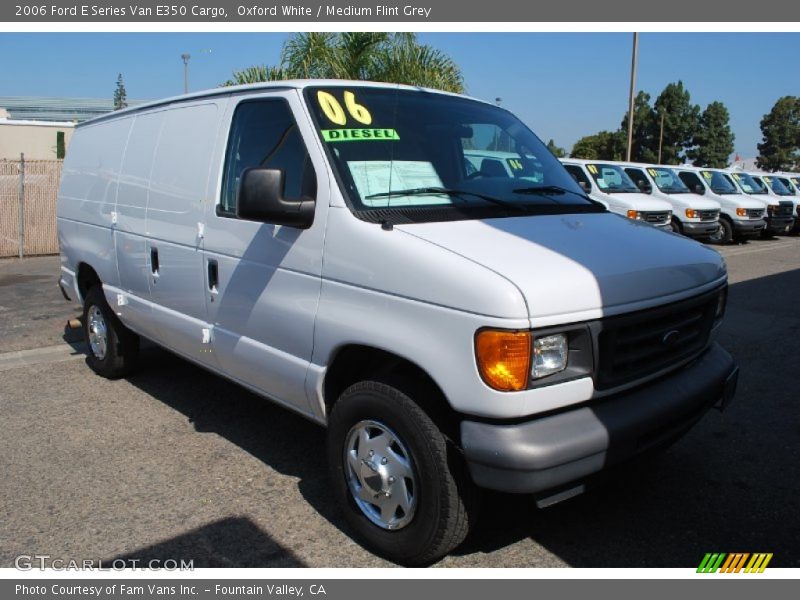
xmin=78 ymin=79 xmax=483 ymax=128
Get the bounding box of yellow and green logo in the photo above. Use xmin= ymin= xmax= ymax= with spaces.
xmin=697 ymin=553 xmax=773 ymax=573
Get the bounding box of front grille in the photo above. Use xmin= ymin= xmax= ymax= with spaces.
xmin=595 ymin=290 xmax=720 ymax=390
xmin=777 ymin=201 xmax=794 ymax=217
xmin=642 ymin=211 xmax=670 ymax=225
xmin=746 ymin=208 xmax=765 ymax=219
xmin=697 ymin=209 xmax=719 ymax=221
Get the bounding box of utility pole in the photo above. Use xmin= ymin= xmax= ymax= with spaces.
xmin=658 ymin=111 xmax=665 ymax=164
xmin=181 ymin=53 xmax=191 ymax=94
xmin=625 ymin=32 xmax=639 ymax=162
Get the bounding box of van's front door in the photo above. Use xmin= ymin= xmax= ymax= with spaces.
xmin=202 ymin=91 xmax=329 ymax=417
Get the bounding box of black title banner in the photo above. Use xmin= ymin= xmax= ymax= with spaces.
xmin=5 ymin=0 xmax=800 ymax=22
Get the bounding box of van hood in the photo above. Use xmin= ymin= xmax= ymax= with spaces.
xmin=396 ymin=213 xmax=726 ymax=324
xmin=598 ymin=191 xmax=672 ymax=212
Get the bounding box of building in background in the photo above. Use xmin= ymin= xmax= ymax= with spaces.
xmin=0 ymin=96 xmax=146 ymax=123
xmin=0 ymin=113 xmax=75 ymax=161
xmin=0 ymin=96 xmax=147 ymax=160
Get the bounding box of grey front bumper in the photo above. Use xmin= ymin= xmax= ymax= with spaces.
xmin=732 ymin=218 xmax=767 ymax=236
xmin=461 ymin=343 xmax=737 ymax=494
xmin=682 ymin=221 xmax=720 ymax=238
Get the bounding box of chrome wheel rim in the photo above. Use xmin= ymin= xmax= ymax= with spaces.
xmin=344 ymin=420 xmax=418 ymax=530
xmin=87 ymin=305 xmax=108 ymax=360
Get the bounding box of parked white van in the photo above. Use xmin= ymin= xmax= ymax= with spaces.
xmin=57 ymin=81 xmax=738 ymax=565
xmin=617 ymin=163 xmax=721 ymax=241
xmin=674 ymin=166 xmax=767 ymax=243
xmin=727 ymin=170 xmax=795 ymax=235
xmin=559 ymin=159 xmax=672 ymax=228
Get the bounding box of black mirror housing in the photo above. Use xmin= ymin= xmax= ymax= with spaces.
xmin=637 ymin=180 xmax=652 ymax=194
xmin=578 ymin=180 xmax=591 ymax=194
xmin=237 ymin=168 xmax=315 ymax=229
xmin=693 ymin=184 xmax=706 ymax=195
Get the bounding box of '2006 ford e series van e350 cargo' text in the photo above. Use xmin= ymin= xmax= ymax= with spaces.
xmin=57 ymin=80 xmax=738 ymax=565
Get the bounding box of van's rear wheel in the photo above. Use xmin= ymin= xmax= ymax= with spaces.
xmin=327 ymin=381 xmax=477 ymax=565
xmin=82 ymin=286 xmax=139 ymax=379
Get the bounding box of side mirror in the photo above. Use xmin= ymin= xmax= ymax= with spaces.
xmin=578 ymin=180 xmax=591 ymax=194
xmin=636 ymin=180 xmax=652 ymax=194
xmin=693 ymin=183 xmax=706 ymax=195
xmin=237 ymin=168 xmax=315 ymax=229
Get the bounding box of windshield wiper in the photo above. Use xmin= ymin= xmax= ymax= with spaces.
xmin=512 ymin=185 xmax=605 ymax=207
xmin=364 ymin=187 xmax=535 ymax=213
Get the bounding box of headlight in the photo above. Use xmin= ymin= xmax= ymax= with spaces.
xmin=626 ymin=210 xmax=640 ymax=220
xmin=475 ymin=329 xmax=531 ymax=392
xmin=532 ymin=334 xmax=568 ymax=379
xmin=736 ymin=207 xmax=747 ymax=217
xmin=685 ymin=208 xmax=698 ymax=219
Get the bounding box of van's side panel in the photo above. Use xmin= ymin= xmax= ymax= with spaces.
xmin=145 ymin=101 xmax=221 ymax=366
xmin=201 ymin=90 xmax=330 ymax=416
xmin=114 ymin=111 xmax=165 ymax=339
xmin=57 ymin=117 xmax=132 ymax=296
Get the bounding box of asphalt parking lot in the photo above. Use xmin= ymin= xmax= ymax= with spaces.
xmin=1 ymin=236 xmax=799 ymax=568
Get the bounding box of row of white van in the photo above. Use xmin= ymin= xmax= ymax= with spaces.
xmin=559 ymin=159 xmax=800 ymax=244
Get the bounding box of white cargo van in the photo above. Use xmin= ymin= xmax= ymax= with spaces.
xmin=57 ymin=81 xmax=738 ymax=565
xmin=617 ymin=163 xmax=721 ymax=241
xmin=559 ymin=159 xmax=672 ymax=228
xmin=727 ymin=170 xmax=795 ymax=235
xmin=674 ymin=166 xmax=767 ymax=243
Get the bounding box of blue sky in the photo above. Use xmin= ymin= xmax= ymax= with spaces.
xmin=1 ymin=32 xmax=797 ymax=157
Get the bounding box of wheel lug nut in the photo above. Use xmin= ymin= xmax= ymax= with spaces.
xmin=381 ymin=457 xmax=388 ymax=465
xmin=388 ymin=476 xmax=395 ymax=483
xmin=385 ymin=492 xmax=391 ymax=497
xmin=368 ymin=450 xmax=374 ymax=457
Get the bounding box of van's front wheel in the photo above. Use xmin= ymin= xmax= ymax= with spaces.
xmin=327 ymin=381 xmax=476 ymax=565
xmin=82 ymin=286 xmax=139 ymax=378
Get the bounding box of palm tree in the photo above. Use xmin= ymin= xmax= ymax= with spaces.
xmin=223 ymin=33 xmax=464 ymax=93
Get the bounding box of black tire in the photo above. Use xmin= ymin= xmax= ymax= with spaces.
xmin=708 ymin=218 xmax=732 ymax=244
xmin=670 ymin=218 xmax=683 ymax=235
xmin=82 ymin=285 xmax=139 ymax=379
xmin=327 ymin=380 xmax=478 ymax=565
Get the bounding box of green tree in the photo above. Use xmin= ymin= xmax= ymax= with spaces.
xmin=687 ymin=101 xmax=735 ymax=168
xmin=223 ymin=32 xmax=464 ymax=93
xmin=652 ymin=81 xmax=700 ymax=164
xmin=546 ymin=139 xmax=566 ymax=158
xmin=620 ymin=91 xmax=658 ymax=163
xmin=113 ymin=73 xmax=128 ymax=110
xmin=756 ymin=96 xmax=800 ymax=171
xmin=570 ymin=130 xmax=626 ymax=160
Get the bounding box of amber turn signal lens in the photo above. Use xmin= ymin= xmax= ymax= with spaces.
xmin=626 ymin=210 xmax=639 ymax=219
xmin=736 ymin=207 xmax=747 ymax=217
xmin=475 ymin=329 xmax=531 ymax=392
xmin=685 ymin=208 xmax=698 ymax=219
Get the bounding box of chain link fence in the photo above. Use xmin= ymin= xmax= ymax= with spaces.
xmin=0 ymin=156 xmax=62 ymax=258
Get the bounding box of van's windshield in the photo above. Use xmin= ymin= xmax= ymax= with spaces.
xmin=764 ymin=176 xmax=794 ymax=196
xmin=730 ymin=172 xmax=766 ymax=195
xmin=701 ymin=170 xmax=740 ymax=195
xmin=584 ymin=163 xmax=640 ymax=193
xmin=648 ymin=167 xmax=690 ymax=194
xmin=304 ymin=86 xmax=602 ymax=222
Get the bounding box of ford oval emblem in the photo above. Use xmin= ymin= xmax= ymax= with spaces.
xmin=662 ymin=330 xmax=680 ymax=345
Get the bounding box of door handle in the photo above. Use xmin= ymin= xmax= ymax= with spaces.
xmin=207 ymin=259 xmax=218 ymax=294
xmin=150 ymin=247 xmax=159 ymax=277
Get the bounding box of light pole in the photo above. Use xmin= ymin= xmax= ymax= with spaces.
xmin=657 ymin=110 xmax=665 ymax=164
xmin=625 ymin=32 xmax=639 ymax=162
xmin=181 ymin=53 xmax=191 ymax=94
